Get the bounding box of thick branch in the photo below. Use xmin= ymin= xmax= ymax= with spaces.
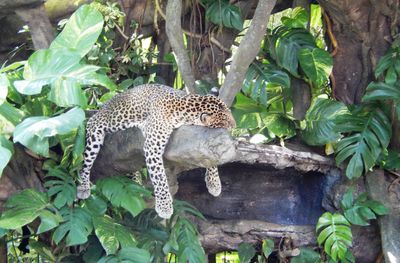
xmin=165 ymin=0 xmax=196 ymax=94
xmin=15 ymin=4 xmax=54 ymax=49
xmin=219 ymin=0 xmax=277 ymax=106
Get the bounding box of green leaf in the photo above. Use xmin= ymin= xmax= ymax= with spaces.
xmin=52 ymin=207 xmax=93 ymax=246
xmin=0 ymin=228 xmax=6 ymax=238
xmin=281 ymin=7 xmax=309 ymax=29
xmin=37 ymin=209 xmax=63 ymax=234
xmin=335 ymin=106 xmax=391 ymax=179
xmin=0 ymin=136 xmax=13 ymax=176
xmin=261 ymin=113 xmax=296 ymax=139
xmin=206 ymin=1 xmax=243 ymax=30
xmin=44 ymin=168 xmax=76 ymax=209
xmin=374 ymin=52 xmax=394 ymax=78
xmin=50 ymin=5 xmax=104 ymax=57
xmin=238 ymin=243 xmax=256 ymax=263
xmin=0 ymin=74 xmax=9 ymax=105
xmin=0 ymin=189 xmax=49 ymax=229
xmin=96 ymin=176 xmax=151 ymax=217
xmin=47 ymin=78 xmax=87 ymax=107
xmin=298 ymin=48 xmax=333 ymax=86
xmin=0 ymin=102 xmax=25 ymax=126
xmin=93 ymin=215 xmax=137 ymax=255
xmin=302 ymin=98 xmax=347 ymax=145
xmin=291 ymin=247 xmax=322 ymax=263
xmin=84 ymin=195 xmax=108 ymax=216
xmin=98 ymin=247 xmax=151 ymax=263
xmin=316 ymin=212 xmax=352 ymax=262
xmin=173 ymin=218 xmax=206 ymax=263
xmin=363 ymin=82 xmax=400 ymax=103
xmin=15 ymin=49 xmax=93 ymax=95
xmin=262 ymin=238 xmax=274 ymax=259
xmin=0 ymin=61 xmax=26 ymax=74
xmin=13 ymin=107 xmax=85 ymax=157
xmin=269 ymin=26 xmax=316 ymax=76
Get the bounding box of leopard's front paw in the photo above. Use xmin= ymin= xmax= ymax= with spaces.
xmin=77 ymin=184 xmax=91 ymax=199
xmin=155 ymin=194 xmax=173 ymax=219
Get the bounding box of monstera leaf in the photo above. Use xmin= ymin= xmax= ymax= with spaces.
xmin=302 ymin=98 xmax=347 ymax=146
xmin=205 ymin=0 xmax=243 ymax=30
xmin=316 ymin=212 xmax=352 ymax=262
xmin=335 ymin=106 xmax=391 ymax=179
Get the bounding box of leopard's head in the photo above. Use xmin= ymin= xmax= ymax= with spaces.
xmin=184 ymin=94 xmax=236 ymax=129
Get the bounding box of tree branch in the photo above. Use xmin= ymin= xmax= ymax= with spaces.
xmin=165 ymin=0 xmax=196 ymax=94
xmin=219 ymin=0 xmax=277 ymax=106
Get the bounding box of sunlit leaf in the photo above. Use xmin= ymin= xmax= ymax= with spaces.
xmin=298 ymin=48 xmax=332 ymax=86
xmin=0 ymin=189 xmax=50 ymax=229
xmin=0 ymin=136 xmax=13 ymax=176
xmin=50 ymin=4 xmax=104 ymax=57
xmin=98 ymin=247 xmax=151 ymax=263
xmin=13 ymin=107 xmax=85 ymax=157
xmin=93 ymin=215 xmax=137 ymax=255
xmin=238 ymin=243 xmax=256 ymax=263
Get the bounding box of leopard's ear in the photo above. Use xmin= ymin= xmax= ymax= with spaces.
xmin=200 ymin=112 xmax=211 ymax=124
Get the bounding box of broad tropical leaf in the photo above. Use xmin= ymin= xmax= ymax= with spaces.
xmin=269 ymin=26 xmax=316 ymax=76
xmin=334 ymin=106 xmax=391 ymax=179
xmin=206 ymin=0 xmax=243 ymax=30
xmin=281 ymin=7 xmax=308 ymax=29
xmin=341 ymin=189 xmax=389 ymax=226
xmin=316 ymin=212 xmax=352 ymax=262
xmin=44 ymin=168 xmax=77 ymax=209
xmin=0 ymin=74 xmax=8 ymax=105
xmin=0 ymin=189 xmax=50 ymax=229
xmin=302 ymin=98 xmax=347 ymax=145
xmin=173 ymin=218 xmax=206 ymax=263
xmin=238 ymin=243 xmax=256 ymax=263
xmin=97 ymin=247 xmax=151 ymax=263
xmin=291 ymin=247 xmax=322 ymax=263
xmin=52 ymin=207 xmax=93 ymax=246
xmin=298 ymin=48 xmax=332 ymax=86
xmin=13 ymin=107 xmax=85 ymax=157
xmin=93 ymin=215 xmax=137 ymax=255
xmin=0 ymin=136 xmax=13 ymax=176
xmin=243 ymin=62 xmax=290 ymax=107
xmin=96 ymin=176 xmax=151 ymax=217
xmin=50 ymin=4 xmax=104 ymax=57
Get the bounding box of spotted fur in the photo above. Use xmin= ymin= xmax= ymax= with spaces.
xmin=77 ymin=84 xmax=235 ymax=218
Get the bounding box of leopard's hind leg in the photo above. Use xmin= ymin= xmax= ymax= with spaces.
xmin=205 ymin=167 xmax=221 ymax=196
xmin=77 ymin=117 xmax=106 ymax=199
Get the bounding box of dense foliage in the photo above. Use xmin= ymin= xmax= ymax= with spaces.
xmin=0 ymin=1 xmax=397 ymax=262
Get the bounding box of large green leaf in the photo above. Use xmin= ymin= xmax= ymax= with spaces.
xmin=98 ymin=247 xmax=151 ymax=263
xmin=173 ymin=218 xmax=206 ymax=263
xmin=52 ymin=207 xmax=93 ymax=246
xmin=363 ymin=82 xmax=400 ymax=102
xmin=262 ymin=113 xmax=296 ymax=139
xmin=206 ymin=0 xmax=243 ymax=30
xmin=0 ymin=74 xmax=8 ymax=105
xmin=281 ymin=7 xmax=308 ymax=29
xmin=13 ymin=107 xmax=85 ymax=157
xmin=270 ymin=26 xmax=316 ymax=76
xmin=50 ymin=4 xmax=104 ymax=57
xmin=291 ymin=247 xmax=322 ymax=263
xmin=47 ymin=78 xmax=87 ymax=108
xmin=243 ymin=62 xmax=290 ymax=107
xmin=0 ymin=189 xmax=49 ymax=229
xmin=316 ymin=212 xmax=352 ymax=262
xmin=302 ymin=98 xmax=347 ymax=146
xmin=93 ymin=215 xmax=137 ymax=255
xmin=334 ymin=106 xmax=391 ymax=179
xmin=14 ymin=48 xmax=96 ymax=95
xmin=341 ymin=189 xmax=389 ymax=226
xmin=238 ymin=243 xmax=256 ymax=263
xmin=44 ymin=168 xmax=76 ymax=209
xmin=298 ymin=48 xmax=332 ymax=86
xmin=0 ymin=136 xmax=13 ymax=176
xmin=96 ymin=176 xmax=151 ymax=217
xmin=0 ymin=101 xmax=25 ymax=126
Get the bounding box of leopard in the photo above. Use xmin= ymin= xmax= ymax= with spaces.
xmin=77 ymin=84 xmax=236 ymax=219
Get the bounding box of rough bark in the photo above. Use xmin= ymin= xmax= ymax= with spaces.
xmin=219 ymin=0 xmax=277 ymax=106
xmin=165 ymin=0 xmax=196 ymax=93
xmin=15 ymin=4 xmax=54 ymax=49
xmin=317 ymin=0 xmax=393 ymax=104
xmin=366 ymin=170 xmax=400 ymax=262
